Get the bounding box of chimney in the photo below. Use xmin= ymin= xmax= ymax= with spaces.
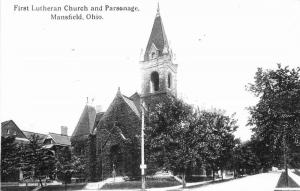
xmin=61 ymin=126 xmax=68 ymax=136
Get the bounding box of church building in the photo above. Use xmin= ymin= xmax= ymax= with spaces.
xmin=71 ymin=6 xmax=178 ymax=181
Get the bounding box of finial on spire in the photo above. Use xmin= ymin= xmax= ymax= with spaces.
xmin=117 ymin=87 xmax=121 ymax=95
xmin=156 ymin=2 xmax=160 ymax=17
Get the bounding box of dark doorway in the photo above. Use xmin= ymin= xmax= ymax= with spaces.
xmin=110 ymin=145 xmax=122 ymax=175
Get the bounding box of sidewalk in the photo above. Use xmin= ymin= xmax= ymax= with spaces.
xmin=83 ymin=177 xmax=125 ymax=190
xmin=18 ymin=180 xmax=62 ymax=187
xmin=274 ymin=169 xmax=300 ymax=191
xmin=99 ymin=177 xmax=230 ymax=191
xmin=289 ymin=169 xmax=300 ymax=186
xmin=180 ymin=172 xmax=281 ymax=191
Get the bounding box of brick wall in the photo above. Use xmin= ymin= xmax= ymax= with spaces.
xmin=140 ymin=55 xmax=178 ymax=97
xmin=95 ymin=93 xmax=141 ymax=180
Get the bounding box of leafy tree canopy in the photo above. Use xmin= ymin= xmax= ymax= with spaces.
xmin=1 ymin=136 xmax=22 ymax=181
xmin=21 ymin=134 xmax=56 ymax=187
xmin=248 ymin=64 xmax=300 ymax=168
xmin=145 ymin=95 xmax=238 ymax=186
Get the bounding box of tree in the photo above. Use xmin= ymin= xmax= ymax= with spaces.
xmin=145 ymin=95 xmax=239 ymax=187
xmin=56 ymin=147 xmax=73 ymax=189
xmin=145 ymin=95 xmax=196 ymax=187
xmin=70 ymin=138 xmax=88 ymax=180
xmin=248 ymin=135 xmax=273 ymax=171
xmin=248 ymin=64 xmax=300 ymax=184
xmin=56 ymin=147 xmax=85 ymax=190
xmin=1 ymin=136 xmax=21 ymax=182
xmin=200 ymin=110 xmax=237 ymax=180
xmin=21 ymin=134 xmax=56 ymax=187
xmin=232 ymin=139 xmax=262 ymax=177
xmin=71 ymin=153 xmax=87 ymax=181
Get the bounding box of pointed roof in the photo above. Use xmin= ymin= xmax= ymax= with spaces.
xmin=130 ymin=92 xmax=142 ymax=115
xmin=1 ymin=120 xmax=28 ymax=140
xmin=48 ymin=133 xmax=71 ymax=146
xmin=23 ymin=130 xmax=47 ymax=141
xmin=144 ymin=6 xmax=169 ymax=61
xmin=71 ymin=105 xmax=97 ymax=139
xmin=98 ymin=89 xmax=141 ymax=125
xmin=117 ymin=88 xmax=141 ymax=118
xmin=121 ymin=95 xmax=141 ymax=118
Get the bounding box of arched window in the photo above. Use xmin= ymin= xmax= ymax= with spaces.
xmin=150 ymin=71 xmax=159 ymax=92
xmin=168 ymin=73 xmax=172 ymax=88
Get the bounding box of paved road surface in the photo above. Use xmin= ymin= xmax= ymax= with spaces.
xmin=187 ymin=172 xmax=281 ymax=191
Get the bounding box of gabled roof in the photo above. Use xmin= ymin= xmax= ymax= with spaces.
xmin=94 ymin=89 xmax=141 ymax=134
xmin=103 ymin=89 xmax=141 ymax=120
xmin=23 ymin=130 xmax=47 ymax=141
xmin=48 ymin=133 xmax=71 ymax=146
xmin=144 ymin=8 xmax=169 ymax=61
xmin=130 ymin=92 xmax=142 ymax=115
xmin=94 ymin=112 xmax=104 ymax=129
xmin=1 ymin=120 xmax=10 ymax=127
xmin=121 ymin=94 xmax=141 ymax=118
xmin=1 ymin=120 xmax=28 ymax=139
xmin=71 ymin=105 xmax=97 ymax=138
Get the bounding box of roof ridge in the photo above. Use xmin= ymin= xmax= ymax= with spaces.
xmin=48 ymin=134 xmax=56 ymax=143
xmin=71 ymin=104 xmax=97 ymax=138
xmin=1 ymin=120 xmax=12 ymax=125
xmin=22 ymin=130 xmax=47 ymax=135
xmin=71 ymin=105 xmax=88 ymax=137
xmin=49 ymin=132 xmax=70 ymax=137
xmin=120 ymin=94 xmax=141 ymax=118
xmin=122 ymin=94 xmax=133 ymax=101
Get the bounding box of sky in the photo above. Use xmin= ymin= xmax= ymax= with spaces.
xmin=1 ymin=0 xmax=300 ymax=141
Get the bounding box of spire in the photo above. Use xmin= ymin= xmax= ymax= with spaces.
xmin=144 ymin=4 xmax=169 ymax=61
xmin=156 ymin=2 xmax=160 ymax=17
xmin=117 ymin=87 xmax=121 ymax=95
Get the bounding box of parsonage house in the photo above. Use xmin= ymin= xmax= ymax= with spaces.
xmin=1 ymin=120 xmax=71 ymax=182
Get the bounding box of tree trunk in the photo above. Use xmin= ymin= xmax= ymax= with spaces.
xmin=221 ymin=169 xmax=224 ymax=180
xmin=39 ymin=178 xmax=43 ymax=187
xmin=182 ymin=173 xmax=186 ymax=188
xmin=212 ymin=170 xmax=215 ymax=181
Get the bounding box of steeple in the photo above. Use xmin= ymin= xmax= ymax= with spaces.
xmin=143 ymin=4 xmax=170 ymax=61
xmin=140 ymin=5 xmax=178 ymax=99
xmin=156 ymin=2 xmax=160 ymax=17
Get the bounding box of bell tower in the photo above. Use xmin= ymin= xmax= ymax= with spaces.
xmin=140 ymin=5 xmax=178 ymax=99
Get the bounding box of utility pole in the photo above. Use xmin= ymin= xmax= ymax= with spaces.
xmin=283 ymin=124 xmax=288 ymax=187
xmin=140 ymin=102 xmax=146 ymax=190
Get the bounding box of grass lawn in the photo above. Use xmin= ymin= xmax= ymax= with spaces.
xmin=102 ymin=177 xmax=180 ymax=189
xmin=38 ymin=183 xmax=86 ymax=191
xmin=185 ymin=176 xmax=213 ymax=183
xmin=294 ymin=170 xmax=300 ymax=176
xmin=276 ymin=172 xmax=300 ymax=188
xmin=1 ymin=186 xmax=36 ymax=191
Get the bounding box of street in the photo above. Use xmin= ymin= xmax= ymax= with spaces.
xmin=187 ymin=172 xmax=281 ymax=191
